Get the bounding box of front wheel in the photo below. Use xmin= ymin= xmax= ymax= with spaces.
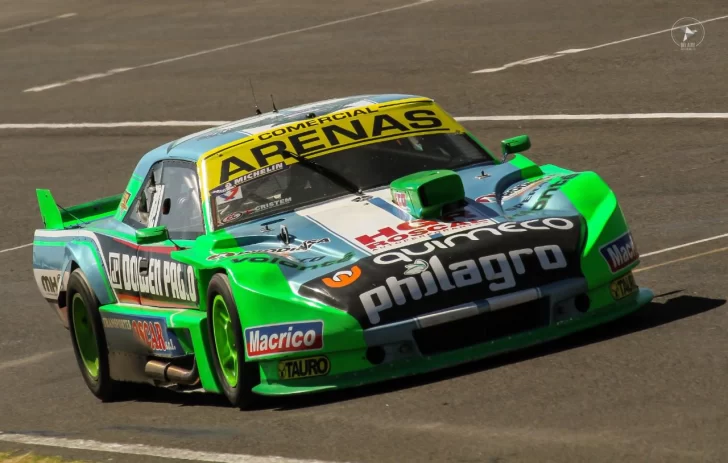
xmin=67 ymin=269 xmax=118 ymax=401
xmin=207 ymin=273 xmax=259 ymax=409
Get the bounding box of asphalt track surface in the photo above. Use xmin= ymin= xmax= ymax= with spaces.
xmin=0 ymin=0 xmax=727 ymax=462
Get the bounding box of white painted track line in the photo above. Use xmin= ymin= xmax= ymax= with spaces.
xmin=640 ymin=233 xmax=728 ymax=257
xmin=0 ymin=242 xmax=32 ymax=253
xmin=0 ymin=349 xmax=71 ymax=372
xmin=472 ymin=14 xmax=728 ymax=74
xmin=457 ymin=114 xmax=728 ymax=121
xmin=0 ymin=122 xmax=228 ymax=129
xmin=3 ymin=113 xmax=728 ymax=130
xmin=0 ymin=13 xmax=77 ymax=33
xmin=23 ymin=0 xmax=436 ymax=93
xmin=636 ymin=246 xmax=728 ymax=274
xmin=0 ymin=433 xmax=343 ymax=463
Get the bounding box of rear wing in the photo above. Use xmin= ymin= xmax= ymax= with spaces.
xmin=36 ymin=189 xmax=122 ymax=230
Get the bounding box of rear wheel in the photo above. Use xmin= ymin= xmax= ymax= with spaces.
xmin=67 ymin=269 xmax=118 ymax=401
xmin=207 ymin=273 xmax=259 ymax=409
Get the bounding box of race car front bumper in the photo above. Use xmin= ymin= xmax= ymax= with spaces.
xmin=252 ymin=277 xmax=653 ymax=396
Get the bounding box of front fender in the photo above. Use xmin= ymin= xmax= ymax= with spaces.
xmin=219 ymin=259 xmax=366 ymax=362
xmin=557 ymin=171 xmax=638 ymax=289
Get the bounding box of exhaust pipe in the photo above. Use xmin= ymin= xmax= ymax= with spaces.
xmin=145 ymin=359 xmax=199 ymax=386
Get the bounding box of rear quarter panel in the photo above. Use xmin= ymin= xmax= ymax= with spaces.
xmin=33 ymin=230 xmax=116 ymax=327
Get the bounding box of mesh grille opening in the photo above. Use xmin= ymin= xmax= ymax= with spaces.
xmin=413 ymin=298 xmax=550 ymax=356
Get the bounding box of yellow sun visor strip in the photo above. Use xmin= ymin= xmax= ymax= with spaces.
xmin=198 ymin=98 xmax=465 ymax=199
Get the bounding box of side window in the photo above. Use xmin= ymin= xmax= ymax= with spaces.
xmin=158 ymin=161 xmax=204 ymax=240
xmin=123 ymin=163 xmax=163 ymax=229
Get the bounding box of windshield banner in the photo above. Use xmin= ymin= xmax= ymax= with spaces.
xmin=198 ymin=100 xmax=463 ymax=198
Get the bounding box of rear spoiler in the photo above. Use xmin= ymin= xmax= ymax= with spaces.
xmin=36 ymin=189 xmax=123 ymax=230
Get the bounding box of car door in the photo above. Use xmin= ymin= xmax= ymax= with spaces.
xmin=105 ymin=162 xmax=165 ymax=305
xmin=137 ymin=160 xmax=203 ymax=309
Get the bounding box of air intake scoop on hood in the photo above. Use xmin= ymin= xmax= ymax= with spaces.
xmin=390 ymin=170 xmax=465 ymax=219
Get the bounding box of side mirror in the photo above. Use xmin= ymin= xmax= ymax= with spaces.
xmin=501 ymin=135 xmax=531 ymax=161
xmin=136 ymin=226 xmax=169 ymax=245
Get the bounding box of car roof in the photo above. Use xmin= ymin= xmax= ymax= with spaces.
xmin=131 ymin=94 xmax=427 ymax=177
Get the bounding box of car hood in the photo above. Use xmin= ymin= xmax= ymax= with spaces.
xmin=212 ymin=164 xmax=584 ymax=328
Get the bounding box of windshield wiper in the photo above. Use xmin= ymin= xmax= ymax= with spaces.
xmin=284 ymin=150 xmax=362 ymax=196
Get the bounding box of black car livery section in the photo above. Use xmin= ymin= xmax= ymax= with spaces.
xmin=217 ymin=109 xmax=448 ymax=184
xmin=206 ymin=238 xmax=332 ymax=261
xmin=299 ymin=217 xmax=583 ymax=329
xmin=97 ymin=234 xmax=198 ymax=307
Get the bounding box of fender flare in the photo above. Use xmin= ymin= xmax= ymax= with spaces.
xmin=63 ymin=240 xmax=117 ymax=306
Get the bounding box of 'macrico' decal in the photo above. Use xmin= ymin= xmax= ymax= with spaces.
xmin=245 ymin=321 xmax=324 ymax=358
xmin=298 ymin=217 xmax=583 ymax=329
xmin=600 ymin=232 xmax=638 ymax=273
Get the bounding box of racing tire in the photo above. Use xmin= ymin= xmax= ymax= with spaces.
xmin=207 ymin=273 xmax=259 ymax=409
xmin=67 ymin=269 xmax=118 ymax=402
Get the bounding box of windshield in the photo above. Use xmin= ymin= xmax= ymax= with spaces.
xmin=210 ymin=133 xmax=493 ymax=228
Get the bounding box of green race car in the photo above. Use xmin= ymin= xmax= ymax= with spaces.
xmin=32 ymin=95 xmax=652 ymax=408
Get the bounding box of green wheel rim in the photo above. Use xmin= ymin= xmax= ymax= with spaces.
xmin=212 ymin=295 xmax=239 ymax=387
xmin=72 ymin=293 xmax=100 ymax=379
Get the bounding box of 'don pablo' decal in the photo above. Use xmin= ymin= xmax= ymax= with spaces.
xmin=97 ymin=235 xmax=198 ymax=307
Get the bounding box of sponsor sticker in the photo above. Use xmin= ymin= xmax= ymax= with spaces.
xmin=298 ymin=216 xmax=582 ymax=329
xmin=120 ymin=191 xmax=131 ymax=211
xmin=207 ymin=238 xmax=331 ymax=261
xmin=599 ymin=232 xmax=638 ymax=273
xmin=361 ymin=244 xmax=569 ymax=325
xmin=532 ymin=174 xmax=577 ymax=211
xmin=393 ymin=191 xmax=408 ymax=208
xmin=232 ymin=252 xmax=354 ymax=270
xmin=102 ymin=314 xmax=185 ymax=356
xmin=245 ymin=320 xmax=324 ymax=358
xmin=107 ymin=250 xmax=198 ymax=303
xmin=610 ymin=272 xmax=638 ymax=300
xmin=278 ymin=355 xmax=331 ymax=380
xmin=34 ymin=269 xmax=62 ymax=299
xmin=202 ymin=105 xmax=461 ymax=191
xmin=354 ymin=213 xmax=497 ymax=253
xmin=322 ymin=265 xmax=362 ymax=288
xmin=216 ymin=186 xmax=243 ymax=204
xmin=475 ymin=175 xmax=555 ymax=204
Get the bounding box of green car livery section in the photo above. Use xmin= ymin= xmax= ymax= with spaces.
xmin=298 ymin=217 xmax=583 ymax=329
